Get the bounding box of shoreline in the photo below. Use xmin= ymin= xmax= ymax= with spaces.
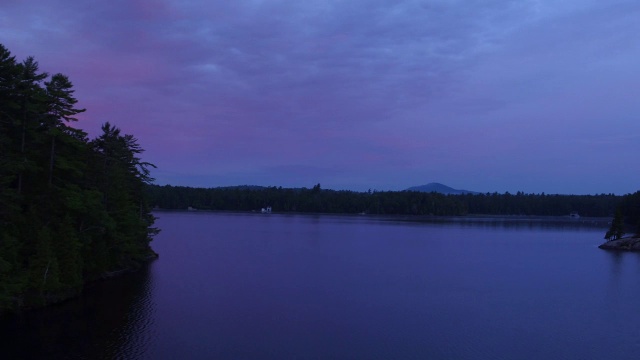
xmin=153 ymin=209 xmax=612 ymax=227
xmin=154 ymin=208 xmax=611 ymax=220
xmin=599 ymin=237 xmax=640 ymax=252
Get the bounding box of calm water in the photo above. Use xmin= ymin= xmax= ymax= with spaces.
xmin=3 ymin=212 xmax=640 ymax=359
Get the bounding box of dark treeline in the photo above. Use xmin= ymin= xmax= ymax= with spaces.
xmin=147 ymin=184 xmax=621 ymax=218
xmin=0 ymin=44 xmax=157 ymax=311
xmin=616 ymin=191 xmax=640 ymax=235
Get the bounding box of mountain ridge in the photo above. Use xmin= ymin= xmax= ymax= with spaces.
xmin=406 ymin=182 xmax=479 ymax=195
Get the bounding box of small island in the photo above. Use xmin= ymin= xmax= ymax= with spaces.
xmin=598 ymin=194 xmax=640 ymax=251
xmin=599 ymin=237 xmax=640 ymax=251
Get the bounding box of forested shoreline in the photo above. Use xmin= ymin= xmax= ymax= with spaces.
xmin=0 ymin=44 xmax=157 ymax=311
xmin=149 ymin=184 xmax=640 ymax=242
xmin=147 ymin=184 xmax=623 ymax=218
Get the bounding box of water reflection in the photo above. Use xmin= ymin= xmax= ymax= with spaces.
xmin=0 ymin=262 xmax=156 ymax=360
xmin=0 ymin=213 xmax=630 ymax=360
xmin=608 ymin=251 xmax=624 ymax=277
xmin=368 ymin=214 xmax=610 ymax=232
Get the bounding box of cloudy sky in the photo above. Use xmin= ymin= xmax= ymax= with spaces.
xmin=2 ymin=0 xmax=639 ymax=194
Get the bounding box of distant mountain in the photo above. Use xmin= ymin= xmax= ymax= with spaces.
xmin=406 ymin=183 xmax=479 ymax=195
xmin=216 ymin=185 xmax=267 ymax=190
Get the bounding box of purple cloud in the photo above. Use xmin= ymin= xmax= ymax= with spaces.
xmin=2 ymin=0 xmax=639 ymax=194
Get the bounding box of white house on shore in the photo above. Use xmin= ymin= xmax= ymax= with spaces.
xmin=261 ymin=206 xmax=272 ymax=213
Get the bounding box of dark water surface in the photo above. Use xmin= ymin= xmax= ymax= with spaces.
xmin=3 ymin=212 xmax=640 ymax=359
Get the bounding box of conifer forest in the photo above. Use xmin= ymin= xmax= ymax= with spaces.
xmin=0 ymin=44 xmax=157 ymax=310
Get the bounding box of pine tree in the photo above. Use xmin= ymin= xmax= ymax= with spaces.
xmin=0 ymin=43 xmax=158 ymax=310
xmin=43 ymin=73 xmax=85 ymax=186
xmin=0 ymin=44 xmax=21 ymax=218
xmin=605 ymin=210 xmax=625 ymax=242
xmin=15 ymin=57 xmax=47 ymax=195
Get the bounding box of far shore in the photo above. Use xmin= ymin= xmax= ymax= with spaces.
xmin=153 ymin=208 xmax=612 ymax=226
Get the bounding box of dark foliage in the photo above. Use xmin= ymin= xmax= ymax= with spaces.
xmin=0 ymin=44 xmax=157 ymax=311
xmin=613 ymin=191 xmax=640 ymax=236
xmin=146 ymin=185 xmax=621 ymax=218
xmin=604 ymin=209 xmax=625 ymax=241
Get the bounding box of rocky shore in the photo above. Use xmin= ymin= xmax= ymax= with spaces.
xmin=599 ymin=237 xmax=640 ymax=251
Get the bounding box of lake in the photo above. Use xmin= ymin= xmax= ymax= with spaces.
xmin=2 ymin=211 xmax=640 ymax=359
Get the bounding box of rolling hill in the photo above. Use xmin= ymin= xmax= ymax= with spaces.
xmin=406 ymin=183 xmax=479 ymax=195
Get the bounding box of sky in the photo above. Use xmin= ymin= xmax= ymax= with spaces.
xmin=1 ymin=0 xmax=639 ymax=195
